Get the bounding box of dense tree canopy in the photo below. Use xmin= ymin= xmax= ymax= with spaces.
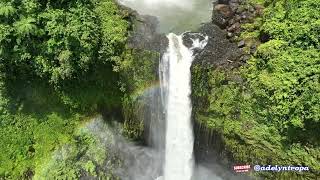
xmin=0 ymin=0 xmax=132 ymax=179
xmin=0 ymin=0 xmax=128 ymax=86
xmin=1 ymin=0 xmax=319 ymax=179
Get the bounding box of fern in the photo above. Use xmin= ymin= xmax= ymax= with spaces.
xmin=0 ymin=3 xmax=16 ymax=17
xmin=13 ymin=17 xmax=38 ymax=37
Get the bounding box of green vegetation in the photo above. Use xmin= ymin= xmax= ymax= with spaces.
xmin=32 ymin=118 xmax=122 ymax=180
xmin=117 ymin=49 xmax=159 ymax=140
xmin=1 ymin=0 xmax=318 ymax=179
xmin=192 ymin=0 xmax=320 ymax=179
xmin=0 ymin=0 xmax=157 ymax=179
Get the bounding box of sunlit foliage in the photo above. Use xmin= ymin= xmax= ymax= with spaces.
xmin=0 ymin=0 xmax=131 ymax=178
xmin=192 ymin=0 xmax=320 ymax=179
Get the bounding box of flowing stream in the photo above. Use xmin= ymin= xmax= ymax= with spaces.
xmin=159 ymin=33 xmax=208 ymax=180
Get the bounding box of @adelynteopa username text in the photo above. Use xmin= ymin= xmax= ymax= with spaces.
xmin=233 ymin=165 xmax=310 ymax=173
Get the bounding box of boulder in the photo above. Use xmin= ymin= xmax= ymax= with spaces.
xmin=212 ymin=13 xmax=229 ymax=28
xmin=182 ymin=32 xmax=206 ymax=49
xmin=214 ymin=4 xmax=233 ymax=17
xmin=237 ymin=40 xmax=245 ymax=48
xmin=227 ymin=22 xmax=240 ymax=32
xmin=212 ymin=4 xmax=233 ymax=28
xmin=229 ymin=2 xmax=239 ymax=12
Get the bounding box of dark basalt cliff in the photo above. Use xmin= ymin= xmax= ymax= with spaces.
xmin=194 ymin=23 xmax=241 ymax=68
xmin=127 ymin=14 xmax=168 ymax=55
xmin=119 ymin=4 xmax=168 ymax=54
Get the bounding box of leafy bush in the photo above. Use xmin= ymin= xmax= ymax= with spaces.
xmin=0 ymin=0 xmax=132 ymax=178
xmin=245 ymin=42 xmax=320 ymax=141
xmin=192 ymin=0 xmax=320 ymax=179
xmin=0 ymin=0 xmax=129 ymax=88
xmin=262 ymin=0 xmax=320 ymax=49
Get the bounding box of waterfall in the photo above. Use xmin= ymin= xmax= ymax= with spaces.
xmin=160 ymin=33 xmax=208 ymax=180
xmin=116 ymin=1 xmax=211 ymax=179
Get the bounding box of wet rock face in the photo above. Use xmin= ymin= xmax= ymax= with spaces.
xmin=128 ymin=15 xmax=168 ymax=54
xmin=215 ymin=4 xmax=233 ymax=18
xmin=193 ymin=23 xmax=242 ymax=68
xmin=123 ymin=6 xmax=168 ymax=54
xmin=182 ymin=32 xmax=206 ymax=49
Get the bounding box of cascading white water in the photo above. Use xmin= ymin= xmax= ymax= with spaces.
xmin=160 ymin=33 xmax=208 ymax=180
xmin=117 ymin=1 xmax=211 ymax=179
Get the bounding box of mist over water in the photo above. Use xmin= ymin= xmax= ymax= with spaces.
xmin=118 ymin=0 xmax=212 ymax=33
xmin=66 ymin=116 xmax=228 ymax=180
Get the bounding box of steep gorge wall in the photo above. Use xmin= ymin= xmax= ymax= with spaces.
xmin=191 ymin=0 xmax=320 ymax=179
xmin=114 ymin=5 xmax=168 ymax=141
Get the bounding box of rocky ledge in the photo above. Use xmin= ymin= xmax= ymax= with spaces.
xmin=191 ymin=0 xmax=267 ymax=69
xmin=118 ymin=4 xmax=168 ymax=54
xmin=194 ymin=23 xmax=242 ymax=68
xmin=213 ymin=0 xmax=264 ymax=41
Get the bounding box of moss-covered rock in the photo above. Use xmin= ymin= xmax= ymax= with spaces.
xmin=115 ymin=48 xmax=160 ymax=140
xmin=191 ymin=1 xmax=320 ymax=179
xmin=192 ymin=63 xmax=320 ymax=179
